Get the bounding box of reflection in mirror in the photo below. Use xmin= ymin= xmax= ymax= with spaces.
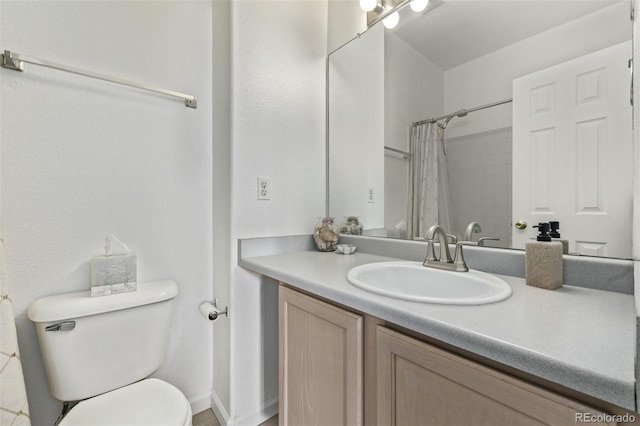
xmin=328 ymin=0 xmax=633 ymax=259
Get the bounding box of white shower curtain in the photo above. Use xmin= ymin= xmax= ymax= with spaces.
xmin=407 ymin=122 xmax=453 ymax=239
xmin=0 ymin=221 xmax=31 ymax=425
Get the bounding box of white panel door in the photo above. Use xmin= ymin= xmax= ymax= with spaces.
xmin=512 ymin=41 xmax=632 ymax=258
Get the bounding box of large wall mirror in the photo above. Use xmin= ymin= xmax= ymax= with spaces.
xmin=328 ymin=0 xmax=633 ymax=259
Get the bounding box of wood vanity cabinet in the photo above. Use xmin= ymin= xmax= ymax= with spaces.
xmin=279 ymin=286 xmax=363 ymax=426
xmin=279 ymin=285 xmax=616 ymax=426
xmin=376 ymin=326 xmax=615 ymax=426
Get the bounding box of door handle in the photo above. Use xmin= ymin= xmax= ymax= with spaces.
xmin=515 ymin=220 xmax=527 ymax=230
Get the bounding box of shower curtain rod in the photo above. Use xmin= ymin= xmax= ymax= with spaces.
xmin=384 ymin=145 xmax=410 ymax=159
xmin=412 ymin=98 xmax=512 ymax=127
xmin=1 ymin=50 xmax=198 ymax=109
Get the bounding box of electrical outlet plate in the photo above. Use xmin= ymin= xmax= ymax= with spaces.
xmin=258 ymin=177 xmax=270 ymax=200
xmin=368 ymin=187 xmax=375 ymax=203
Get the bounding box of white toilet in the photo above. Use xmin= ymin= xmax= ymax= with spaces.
xmin=27 ymin=280 xmax=192 ymax=426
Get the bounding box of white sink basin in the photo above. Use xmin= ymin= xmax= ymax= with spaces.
xmin=347 ymin=261 xmax=512 ymax=305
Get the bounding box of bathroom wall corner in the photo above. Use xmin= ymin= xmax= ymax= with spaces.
xmin=212 ymin=0 xmax=232 ymax=419
xmin=189 ymin=390 xmax=214 ymax=416
xmin=211 ymin=390 xmax=232 ymax=426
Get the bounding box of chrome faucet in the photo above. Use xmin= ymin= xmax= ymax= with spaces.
xmin=423 ymin=225 xmax=471 ymax=272
xmin=424 ymin=225 xmax=453 ymax=263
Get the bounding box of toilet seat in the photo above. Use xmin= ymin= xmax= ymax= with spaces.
xmin=59 ymin=378 xmax=192 ymax=426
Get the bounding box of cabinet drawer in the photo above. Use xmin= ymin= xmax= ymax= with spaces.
xmin=376 ymin=326 xmax=615 ymax=426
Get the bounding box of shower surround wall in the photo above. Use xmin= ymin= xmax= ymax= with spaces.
xmin=446 ymin=128 xmax=513 ymax=246
xmin=0 ymin=2 xmax=214 ymax=424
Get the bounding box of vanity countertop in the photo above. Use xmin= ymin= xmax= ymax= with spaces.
xmin=240 ymin=249 xmax=636 ymax=411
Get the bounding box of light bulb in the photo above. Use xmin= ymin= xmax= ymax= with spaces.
xmin=410 ymin=0 xmax=429 ymax=12
xmin=359 ymin=0 xmax=378 ymax=12
xmin=383 ymin=11 xmax=399 ymax=29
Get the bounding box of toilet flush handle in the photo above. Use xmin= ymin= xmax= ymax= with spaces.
xmin=45 ymin=321 xmax=76 ymax=332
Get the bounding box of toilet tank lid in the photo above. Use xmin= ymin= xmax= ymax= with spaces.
xmin=27 ymin=280 xmax=178 ymax=323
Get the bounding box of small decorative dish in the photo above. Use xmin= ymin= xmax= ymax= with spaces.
xmin=336 ymin=244 xmax=357 ymax=255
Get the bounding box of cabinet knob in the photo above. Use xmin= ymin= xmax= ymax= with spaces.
xmin=515 ymin=220 xmax=527 ymax=230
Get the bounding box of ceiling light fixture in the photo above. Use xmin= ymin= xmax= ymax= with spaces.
xmin=360 ymin=0 xmax=384 ymax=13
xmin=363 ymin=0 xmax=432 ymax=29
xmin=410 ymin=0 xmax=429 ymax=12
xmin=383 ymin=11 xmax=400 ymax=29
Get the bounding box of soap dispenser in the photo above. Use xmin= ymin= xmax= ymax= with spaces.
xmin=548 ymin=221 xmax=569 ymax=254
xmin=525 ymin=223 xmax=563 ymax=290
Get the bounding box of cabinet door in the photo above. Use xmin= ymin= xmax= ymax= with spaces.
xmin=279 ymin=286 xmax=363 ymax=426
xmin=376 ymin=326 xmax=614 ymax=426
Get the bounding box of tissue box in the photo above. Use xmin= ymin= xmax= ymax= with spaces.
xmin=90 ymin=253 xmax=137 ymax=297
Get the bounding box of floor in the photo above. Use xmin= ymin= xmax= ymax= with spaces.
xmin=193 ymin=409 xmax=278 ymax=426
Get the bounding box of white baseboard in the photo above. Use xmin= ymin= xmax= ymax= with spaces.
xmin=232 ymin=395 xmax=278 ymax=426
xmin=189 ymin=390 xmax=213 ymax=416
xmin=211 ymin=393 xmax=278 ymax=426
xmin=211 ymin=390 xmax=232 ymax=426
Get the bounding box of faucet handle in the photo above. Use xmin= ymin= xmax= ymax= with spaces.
xmin=477 ymin=236 xmax=500 ymax=247
xmin=452 ymin=241 xmax=476 ymax=272
xmin=446 ymin=234 xmax=458 ymax=244
xmin=425 ymin=239 xmax=438 ymax=262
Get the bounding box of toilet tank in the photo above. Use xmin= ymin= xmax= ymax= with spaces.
xmin=27 ymin=280 xmax=178 ymax=402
